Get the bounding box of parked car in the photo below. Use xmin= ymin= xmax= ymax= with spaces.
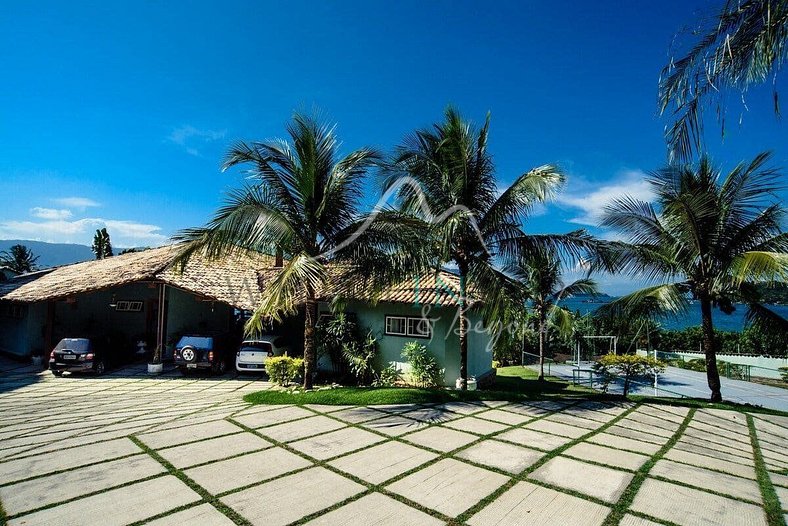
xmin=235 ymin=336 xmax=289 ymax=372
xmin=173 ymin=334 xmax=231 ymax=375
xmin=49 ymin=338 xmax=107 ymax=376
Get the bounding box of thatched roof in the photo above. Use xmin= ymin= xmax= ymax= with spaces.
xmin=0 ymin=245 xmax=470 ymax=309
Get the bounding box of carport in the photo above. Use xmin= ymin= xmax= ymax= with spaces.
xmin=0 ymin=246 xmax=281 ymax=361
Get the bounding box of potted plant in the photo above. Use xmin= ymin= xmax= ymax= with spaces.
xmin=31 ymin=349 xmax=45 ymax=368
xmin=147 ymin=342 xmax=163 ymax=375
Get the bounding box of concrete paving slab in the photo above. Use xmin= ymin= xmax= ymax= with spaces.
xmin=631 ymin=478 xmax=767 ymax=526
xmin=289 ymin=426 xmax=386 ymax=460
xmin=386 ymin=458 xmax=508 ymax=516
xmin=588 ymin=432 xmax=662 ymax=455
xmin=403 ymin=426 xmax=478 ymax=452
xmin=496 ymin=427 xmax=574 ymax=451
xmin=258 ymin=415 xmax=347 ymax=442
xmin=330 ymin=407 xmax=389 ymax=423
xmin=529 ymin=456 xmax=634 ymax=503
xmin=664 ymin=448 xmax=757 ymax=480
xmin=302 ymin=404 xmax=354 ymax=413
xmin=476 ymin=409 xmax=532 ymax=425
xmin=220 ymin=466 xmax=364 ymax=526
xmin=360 ymin=414 xmax=424 ymax=436
xmin=184 ymin=447 xmax=312 ymax=494
xmin=0 ymin=454 xmax=165 ymax=516
xmin=497 ymin=403 xmax=550 ymax=418
xmin=232 ymin=405 xmax=315 ymax=428
xmin=651 ymin=459 xmax=762 ymax=502
xmin=434 ymin=402 xmax=488 ymax=415
xmin=157 ymin=431 xmax=272 ymax=468
xmin=606 ymin=424 xmax=670 ymax=444
xmin=7 ymin=475 xmax=201 ymax=526
xmin=672 ymin=439 xmax=753 ymax=466
xmin=302 ymin=492 xmax=444 ymax=526
xmin=774 ymin=485 xmax=788 ymax=512
xmin=136 ymin=419 xmax=242 ymax=449
xmin=145 ymin=503 xmax=236 ymax=526
xmin=615 ymin=417 xmax=675 ymax=438
xmin=619 ymin=514 xmax=665 ymax=526
xmin=456 ymin=439 xmax=544 ymax=474
xmin=329 ymin=440 xmax=437 ymax=484
xmin=564 ymin=442 xmax=649 ymax=471
xmin=400 ymin=406 xmax=463 ymax=423
xmin=443 ymin=416 xmax=510 ymax=435
xmin=524 ymin=419 xmax=589 ymax=439
xmin=0 ymin=437 xmax=141 ymax=484
xmin=467 ymin=480 xmax=610 ymax=526
xmin=545 ymin=412 xmax=605 ymax=430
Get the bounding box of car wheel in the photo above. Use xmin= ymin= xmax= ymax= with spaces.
xmin=95 ymin=361 xmax=106 ymax=375
xmin=52 ymin=371 xmax=63 ymax=377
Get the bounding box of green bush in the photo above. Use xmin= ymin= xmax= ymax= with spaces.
xmin=401 ymin=341 xmax=443 ymax=388
xmin=592 ymin=354 xmax=665 ymax=396
xmin=267 ymin=356 xmax=304 ymax=386
xmin=377 ymin=363 xmax=403 ymax=387
xmin=342 ymin=331 xmax=379 ymax=386
xmin=778 ymin=367 xmax=788 ymax=382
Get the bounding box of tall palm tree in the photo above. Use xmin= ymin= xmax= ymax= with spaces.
xmin=660 ymin=0 xmax=788 ymax=161
xmin=0 ymin=244 xmax=39 ymax=273
xmin=92 ymin=228 xmax=113 ymax=259
xmin=600 ymin=152 xmax=788 ymax=401
xmin=176 ymin=113 xmax=416 ymax=389
xmin=508 ymin=250 xmax=598 ymax=380
xmin=387 ymin=107 xmax=596 ymax=389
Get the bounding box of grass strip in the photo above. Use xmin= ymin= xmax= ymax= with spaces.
xmin=747 ymin=414 xmax=788 ymax=526
xmin=600 ymin=407 xmax=696 ymax=526
xmin=129 ymin=436 xmax=250 ymax=526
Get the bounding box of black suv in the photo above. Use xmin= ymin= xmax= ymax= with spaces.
xmin=49 ymin=338 xmax=108 ymax=376
xmin=173 ymin=334 xmax=231 ymax=375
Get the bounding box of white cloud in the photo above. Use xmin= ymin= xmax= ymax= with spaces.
xmin=167 ymin=125 xmax=226 ymax=156
xmin=30 ymin=207 xmax=73 ymax=220
xmin=0 ymin=217 xmax=168 ymax=248
xmin=556 ymin=169 xmax=654 ymax=226
xmin=52 ymin=197 xmax=101 ymax=208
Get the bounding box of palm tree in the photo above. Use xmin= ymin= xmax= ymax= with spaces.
xmin=508 ymin=250 xmax=598 ymax=380
xmin=600 ymin=152 xmax=788 ymax=402
xmin=0 ymin=244 xmax=39 ymax=273
xmin=659 ymin=0 xmax=788 ymax=161
xmin=387 ymin=107 xmax=596 ymax=389
xmin=92 ymin=228 xmax=113 ymax=259
xmin=176 ymin=113 xmax=417 ymax=389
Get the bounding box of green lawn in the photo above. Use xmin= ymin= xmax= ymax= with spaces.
xmin=243 ymin=366 xmax=597 ymax=406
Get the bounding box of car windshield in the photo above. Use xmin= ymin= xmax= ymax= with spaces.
xmin=177 ymin=336 xmax=213 ymax=349
xmin=54 ymin=339 xmax=90 ymax=353
xmin=241 ymin=342 xmax=272 ymax=352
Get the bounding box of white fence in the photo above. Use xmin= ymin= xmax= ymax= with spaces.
xmin=637 ymin=349 xmax=787 ymax=379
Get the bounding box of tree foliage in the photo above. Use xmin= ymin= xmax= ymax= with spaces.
xmin=0 ymin=244 xmax=39 ymax=273
xmin=92 ymin=228 xmax=113 ymax=259
xmin=593 ymin=354 xmax=665 ymax=396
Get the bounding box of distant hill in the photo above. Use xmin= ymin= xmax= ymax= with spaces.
xmin=0 ymin=240 xmax=94 ymax=269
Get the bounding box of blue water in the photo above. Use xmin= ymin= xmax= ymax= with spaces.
xmin=559 ymin=297 xmax=788 ymax=332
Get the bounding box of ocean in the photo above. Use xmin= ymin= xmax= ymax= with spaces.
xmin=558 ymin=297 xmax=788 ymax=332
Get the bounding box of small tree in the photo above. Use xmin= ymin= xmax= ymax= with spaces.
xmin=92 ymin=228 xmax=113 ymax=259
xmin=592 ymin=354 xmax=665 ymax=396
xmin=0 ymin=244 xmax=39 ymax=273
xmin=401 ymin=341 xmax=443 ymax=388
xmin=342 ymin=331 xmax=379 ymax=386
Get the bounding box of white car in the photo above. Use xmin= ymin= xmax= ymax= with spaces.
xmin=235 ymin=336 xmax=289 ymax=372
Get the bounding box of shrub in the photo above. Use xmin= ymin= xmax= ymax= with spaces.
xmin=779 ymin=367 xmax=788 ymax=382
xmin=592 ymin=354 xmax=665 ymax=396
xmin=267 ymin=356 xmax=304 ymax=386
xmin=376 ymin=363 xmax=403 ymax=387
xmin=342 ymin=331 xmax=379 ymax=386
xmin=401 ymin=341 xmax=443 ymax=388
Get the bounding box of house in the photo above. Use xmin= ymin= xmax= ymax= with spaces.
xmin=0 ymin=266 xmax=19 ymax=282
xmin=0 ymin=246 xmax=494 ymax=386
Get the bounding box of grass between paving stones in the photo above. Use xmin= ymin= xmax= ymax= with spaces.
xmin=128 ymin=436 xmax=252 ymax=526
xmin=0 ymin=499 xmax=8 ymax=526
xmin=598 ymin=408 xmax=695 ymax=526
xmin=747 ymin=415 xmax=788 ymax=526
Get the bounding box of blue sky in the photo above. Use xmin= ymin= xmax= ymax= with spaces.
xmin=1 ymin=1 xmax=785 ymax=293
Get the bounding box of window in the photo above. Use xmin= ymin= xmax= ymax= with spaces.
xmin=115 ymin=300 xmax=143 ymax=312
xmin=407 ymin=317 xmax=432 ymax=338
xmin=385 ymin=315 xmax=432 ymax=339
xmin=384 ymin=316 xmax=406 ymax=336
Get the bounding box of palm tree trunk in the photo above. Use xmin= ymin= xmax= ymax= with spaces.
xmin=700 ymin=295 xmax=722 ymax=402
xmin=458 ymin=263 xmax=468 ymax=391
xmin=538 ymin=310 xmax=546 ymax=381
xmin=303 ymin=288 xmax=317 ymax=390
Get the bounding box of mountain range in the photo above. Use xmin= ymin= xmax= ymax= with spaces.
xmin=0 ymin=240 xmax=94 ymax=268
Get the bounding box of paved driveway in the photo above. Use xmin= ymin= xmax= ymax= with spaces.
xmin=0 ymin=361 xmax=787 ymax=526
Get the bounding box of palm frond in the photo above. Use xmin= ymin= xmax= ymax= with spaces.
xmin=730 ymin=251 xmax=788 ymax=284
xmin=596 ymin=283 xmax=690 ymax=321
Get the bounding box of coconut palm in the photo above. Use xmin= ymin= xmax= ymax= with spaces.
xmin=508 ymin=250 xmax=598 ymax=380
xmin=92 ymin=228 xmax=113 ymax=259
xmin=599 ymin=152 xmax=788 ymax=401
xmin=659 ymin=0 xmax=788 ymax=161
xmin=387 ymin=107 xmax=597 ymax=389
xmin=176 ymin=113 xmax=420 ymax=389
xmin=0 ymin=244 xmax=39 ymax=273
